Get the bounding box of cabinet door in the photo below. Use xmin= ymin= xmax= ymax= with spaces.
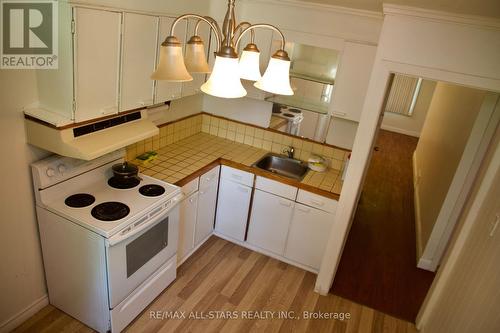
xmin=73 ymin=8 xmax=121 ymax=122
xmin=154 ymin=16 xmax=187 ymax=103
xmin=215 ymin=179 xmax=252 ymax=242
xmin=195 ymin=179 xmax=218 ymax=245
xmin=178 ymin=192 xmax=198 ymax=263
xmin=120 ymin=13 xmax=157 ymax=112
xmin=330 ymin=42 xmax=377 ymax=122
xmin=284 ymin=203 xmax=334 ymax=270
xmin=181 ymin=18 xmax=210 ymax=98
xmin=247 ymin=190 xmax=294 ymax=255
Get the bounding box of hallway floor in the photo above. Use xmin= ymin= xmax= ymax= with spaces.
xmin=331 ymin=130 xmax=435 ymax=322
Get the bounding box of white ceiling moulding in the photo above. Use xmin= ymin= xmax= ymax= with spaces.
xmin=240 ymin=0 xmax=384 ymax=19
xmin=383 ymin=4 xmax=500 ymax=29
xmin=68 ymin=0 xmax=211 ymax=18
xmin=239 ymin=0 xmax=383 ymax=44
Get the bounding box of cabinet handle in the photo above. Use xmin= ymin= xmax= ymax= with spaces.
xmin=279 ymin=199 xmax=292 ymax=207
xmin=189 ymin=197 xmax=195 ymax=203
xmin=237 ymin=185 xmax=249 ymax=193
xmin=332 ymin=111 xmax=347 ymax=117
xmin=297 ymin=206 xmax=311 ymax=213
xmin=199 ymin=190 xmax=205 ymax=195
xmin=309 ymin=199 xmax=324 ymax=207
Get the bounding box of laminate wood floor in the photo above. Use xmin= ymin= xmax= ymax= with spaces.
xmin=331 ymin=130 xmax=435 ymax=322
xmin=15 ymin=236 xmax=418 ymax=333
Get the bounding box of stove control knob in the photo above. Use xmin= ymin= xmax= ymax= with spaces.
xmin=46 ymin=168 xmax=56 ymax=177
xmin=57 ymin=164 xmax=67 ymax=174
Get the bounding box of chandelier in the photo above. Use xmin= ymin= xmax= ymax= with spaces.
xmin=151 ymin=0 xmax=294 ymax=99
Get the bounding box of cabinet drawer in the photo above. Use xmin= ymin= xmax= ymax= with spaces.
xmin=255 ymin=176 xmax=297 ymax=200
xmin=296 ymin=189 xmax=338 ymax=214
xmin=181 ymin=178 xmax=199 ymax=196
xmin=220 ymin=166 xmax=254 ymax=187
xmin=200 ymin=166 xmax=220 ymax=189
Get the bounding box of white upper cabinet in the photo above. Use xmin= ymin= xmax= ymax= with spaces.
xmin=329 ymin=42 xmax=377 ymax=122
xmin=154 ymin=17 xmax=187 ymax=103
xmin=120 ymin=13 xmax=158 ymax=112
xmin=73 ymin=7 xmax=121 ymax=122
xmin=181 ymin=18 xmax=211 ymax=98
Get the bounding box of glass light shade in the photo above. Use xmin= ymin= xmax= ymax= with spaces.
xmin=185 ymin=42 xmax=210 ymax=73
xmin=239 ymin=50 xmax=261 ymax=81
xmin=201 ymin=56 xmax=247 ymax=98
xmin=151 ymin=45 xmax=193 ymax=82
xmin=254 ymin=57 xmax=294 ymax=95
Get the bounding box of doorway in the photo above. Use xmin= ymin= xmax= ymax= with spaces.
xmin=330 ymin=75 xmax=499 ymax=322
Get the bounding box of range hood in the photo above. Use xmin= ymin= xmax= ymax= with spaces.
xmin=24 ymin=109 xmax=158 ymax=160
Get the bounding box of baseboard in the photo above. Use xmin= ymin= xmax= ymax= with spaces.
xmin=413 ymin=152 xmax=424 ymax=260
xmin=0 ymin=294 xmax=49 ymax=333
xmin=417 ymin=258 xmax=434 ymax=271
xmin=212 ymin=231 xmax=319 ymax=275
xmin=381 ymin=124 xmax=421 ymax=138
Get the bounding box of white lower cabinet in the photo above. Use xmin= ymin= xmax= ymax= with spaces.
xmin=178 ymin=191 xmax=198 ymax=264
xmin=195 ymin=170 xmax=219 ymax=245
xmin=177 ymin=167 xmax=219 ymax=265
xmin=215 ymin=167 xmax=253 ymax=241
xmin=284 ymin=203 xmax=334 ymax=270
xmin=247 ymin=189 xmax=294 ymax=255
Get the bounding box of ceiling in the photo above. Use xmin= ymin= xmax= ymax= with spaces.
xmin=296 ymin=0 xmax=500 ymax=18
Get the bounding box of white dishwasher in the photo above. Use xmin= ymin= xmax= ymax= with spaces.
xmin=215 ymin=166 xmax=254 ymax=241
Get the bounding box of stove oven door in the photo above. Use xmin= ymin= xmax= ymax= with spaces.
xmin=106 ymin=203 xmax=179 ymax=309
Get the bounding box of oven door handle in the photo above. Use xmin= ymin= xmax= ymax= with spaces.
xmin=107 ymin=196 xmax=180 ymax=247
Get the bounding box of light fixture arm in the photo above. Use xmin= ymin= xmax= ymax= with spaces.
xmin=168 ymin=14 xmax=222 ymax=51
xmin=234 ymin=21 xmax=255 ymax=44
xmin=194 ymin=16 xmax=222 ymax=39
xmin=234 ymin=23 xmax=287 ymax=52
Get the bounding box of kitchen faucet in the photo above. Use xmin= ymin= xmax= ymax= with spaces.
xmin=283 ymin=146 xmax=295 ymax=159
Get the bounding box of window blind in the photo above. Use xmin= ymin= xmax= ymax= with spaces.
xmin=385 ymin=74 xmax=422 ymax=116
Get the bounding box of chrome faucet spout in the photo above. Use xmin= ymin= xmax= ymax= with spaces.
xmin=283 ymin=146 xmax=295 ymax=159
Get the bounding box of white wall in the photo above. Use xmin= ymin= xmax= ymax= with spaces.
xmin=0 ymin=71 xmax=50 ymax=331
xmin=147 ymin=94 xmax=204 ymax=125
xmin=203 ymin=96 xmax=273 ymax=128
xmin=70 ymin=0 xmax=211 ymax=16
xmin=414 ymin=83 xmax=486 ymax=255
xmin=381 ymin=79 xmax=436 ymax=137
xmin=325 ymin=117 xmax=358 ymax=149
xmin=418 ymin=122 xmax=500 ymax=333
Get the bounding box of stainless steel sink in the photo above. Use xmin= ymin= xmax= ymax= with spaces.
xmin=252 ymin=153 xmax=308 ymax=181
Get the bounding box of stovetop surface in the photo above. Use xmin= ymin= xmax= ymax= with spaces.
xmin=39 ymin=163 xmax=180 ymax=238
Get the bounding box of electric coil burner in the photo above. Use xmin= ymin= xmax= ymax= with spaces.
xmin=287 ymin=108 xmax=302 ymax=114
xmin=65 ymin=193 xmax=95 ymax=208
xmin=139 ymin=184 xmax=166 ymax=197
xmin=282 ymin=113 xmax=295 ymax=118
xmin=108 ymin=176 xmax=140 ymax=189
xmin=91 ymin=202 xmax=130 ymax=221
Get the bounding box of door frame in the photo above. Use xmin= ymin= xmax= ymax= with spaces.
xmin=314 ymin=55 xmax=500 ymax=295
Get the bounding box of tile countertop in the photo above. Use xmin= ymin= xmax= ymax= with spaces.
xmin=134 ymin=133 xmax=343 ymax=200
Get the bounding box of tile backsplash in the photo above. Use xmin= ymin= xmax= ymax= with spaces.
xmin=127 ymin=113 xmax=349 ymax=170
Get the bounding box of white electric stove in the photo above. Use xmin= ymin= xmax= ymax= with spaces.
xmin=32 ymin=149 xmax=182 ymax=333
